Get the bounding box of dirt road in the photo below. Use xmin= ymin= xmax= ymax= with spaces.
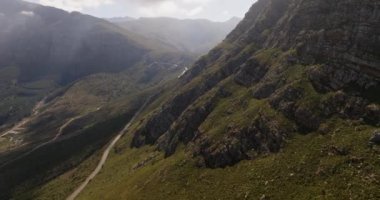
xmin=66 ymin=97 xmax=152 ymax=200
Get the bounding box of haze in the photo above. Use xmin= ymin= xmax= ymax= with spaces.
xmin=24 ymin=0 xmax=256 ymax=21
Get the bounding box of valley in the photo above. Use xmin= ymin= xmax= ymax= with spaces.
xmin=0 ymin=0 xmax=379 ymax=199
xmin=0 ymin=98 xmax=46 ymax=152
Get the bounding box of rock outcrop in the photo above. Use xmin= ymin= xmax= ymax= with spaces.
xmin=194 ymin=115 xmax=289 ymax=168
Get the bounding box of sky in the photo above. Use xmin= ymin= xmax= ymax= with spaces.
xmin=24 ymin=0 xmax=256 ymax=21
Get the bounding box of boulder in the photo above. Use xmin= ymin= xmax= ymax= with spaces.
xmin=234 ymin=58 xmax=268 ymax=87
xmin=252 ymin=80 xmax=281 ymax=99
xmin=369 ymin=131 xmax=380 ymax=145
xmin=365 ymin=104 xmax=380 ymax=126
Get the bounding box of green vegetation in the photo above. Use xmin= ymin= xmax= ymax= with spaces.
xmin=13 ymin=149 xmax=103 ymax=200
xmin=198 ymin=80 xmax=283 ymax=140
xmin=0 ymin=137 xmax=12 ymax=152
xmin=25 ymin=118 xmax=379 ymax=200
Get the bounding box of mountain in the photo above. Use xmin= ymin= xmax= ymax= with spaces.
xmin=129 ymin=0 xmax=379 ymax=167
xmin=111 ymin=17 xmax=241 ymax=55
xmin=0 ymin=0 xmax=148 ymax=83
xmin=1 ymin=0 xmax=380 ymax=199
xmin=0 ymin=0 xmax=146 ymax=127
xmin=0 ymin=0 xmax=193 ymax=128
xmin=108 ymin=16 xmax=135 ymax=23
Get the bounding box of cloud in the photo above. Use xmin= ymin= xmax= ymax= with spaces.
xmin=20 ymin=11 xmax=35 ymax=17
xmin=24 ymin=0 xmax=254 ymax=21
xmin=37 ymin=0 xmax=114 ymax=11
xmin=131 ymin=0 xmax=213 ymax=18
xmin=0 ymin=12 xmax=4 ymax=17
xmin=25 ymin=0 xmax=215 ymax=18
xmin=187 ymin=6 xmax=203 ymax=16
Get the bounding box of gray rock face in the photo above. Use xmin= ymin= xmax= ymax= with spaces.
xmin=157 ymin=91 xmax=219 ymax=156
xmin=234 ymin=58 xmax=268 ymax=87
xmin=272 ymin=0 xmax=379 ymax=77
xmin=269 ymin=86 xmax=304 ymax=119
xmin=131 ymin=81 xmax=212 ymax=147
xmin=195 ymin=115 xmax=288 ymax=168
xmin=320 ymin=91 xmax=380 ymax=125
xmin=308 ymin=65 xmax=377 ymax=92
xmin=229 ymin=0 xmax=380 ymax=78
xmin=252 ymin=80 xmax=282 ymax=99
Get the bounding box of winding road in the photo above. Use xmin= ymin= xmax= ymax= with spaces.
xmin=0 ymin=98 xmax=46 ymax=138
xmin=0 ymin=115 xmax=83 ymax=169
xmin=66 ymin=97 xmax=152 ymax=200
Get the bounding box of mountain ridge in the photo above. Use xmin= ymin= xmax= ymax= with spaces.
xmin=112 ymin=16 xmax=241 ymax=54
xmin=130 ymin=0 xmax=379 ymax=168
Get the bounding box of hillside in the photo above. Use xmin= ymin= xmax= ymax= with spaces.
xmin=111 ymin=17 xmax=241 ymax=55
xmin=1 ymin=0 xmax=380 ymax=199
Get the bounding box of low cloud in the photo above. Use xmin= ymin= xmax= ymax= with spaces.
xmin=20 ymin=11 xmax=35 ymax=17
xmin=132 ymin=0 xmax=212 ymax=17
xmin=35 ymin=0 xmax=212 ymax=17
xmin=0 ymin=12 xmax=4 ymax=17
xmin=38 ymin=0 xmax=114 ymax=11
xmin=24 ymin=0 xmax=254 ymax=21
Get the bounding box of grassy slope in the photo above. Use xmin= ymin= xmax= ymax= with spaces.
xmin=28 ymin=118 xmax=379 ymax=200
xmin=14 ymin=149 xmax=103 ymax=200
xmin=73 ymin=67 xmax=380 ymax=200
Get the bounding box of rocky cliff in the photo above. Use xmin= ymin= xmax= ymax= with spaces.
xmin=130 ymin=0 xmax=380 ymax=168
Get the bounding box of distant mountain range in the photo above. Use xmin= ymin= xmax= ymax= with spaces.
xmin=107 ymin=16 xmax=135 ymax=23
xmin=109 ymin=16 xmax=241 ymax=54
